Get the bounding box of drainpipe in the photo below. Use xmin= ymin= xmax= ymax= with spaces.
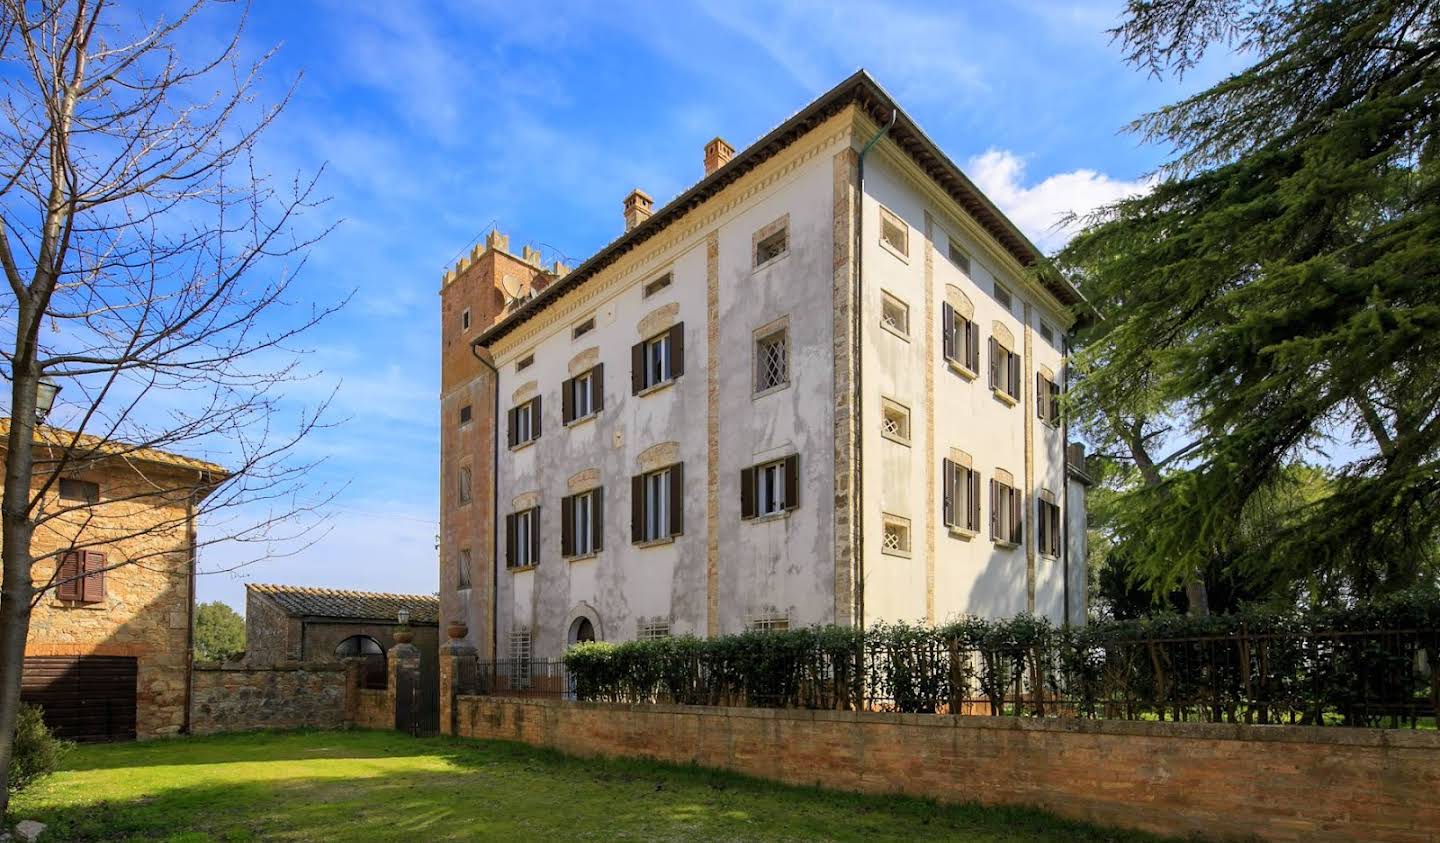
xmin=1061 ymin=335 xmax=1072 ymax=628
xmin=183 ymin=497 xmax=197 ymax=734
xmin=854 ymin=108 xmax=896 ymax=632
xmin=470 ymin=342 xmax=501 ymax=664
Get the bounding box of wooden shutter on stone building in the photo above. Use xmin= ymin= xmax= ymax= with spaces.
xmin=592 ymin=492 xmax=604 ymax=551
xmin=592 ymin=364 xmax=605 ymax=411
xmin=941 ymin=303 xmax=955 ymax=360
xmin=988 ymin=337 xmax=999 ymax=389
xmin=969 ymin=471 xmax=981 ymax=532
xmin=942 ymin=459 xmax=955 ymax=527
xmin=989 ymin=479 xmax=999 ymax=540
xmin=55 ymin=552 xmax=81 ymax=601
xmin=668 ymin=463 xmax=684 ymax=535
xmin=529 ymin=507 xmax=540 ymax=563
xmin=81 ymin=552 xmax=105 ymax=603
xmin=740 ymin=466 xmax=756 ymax=519
xmin=668 ymin=323 xmax=685 ymax=379
xmin=631 ymin=342 xmax=645 ymax=394
xmin=631 ymin=474 xmax=645 ymax=542
xmin=507 ymin=406 xmax=518 ymax=447
xmin=505 ymin=513 xmax=517 ymax=567
xmin=783 ymin=454 xmax=799 ymax=511
xmin=561 ymin=377 xmax=575 ymax=424
xmin=531 ymin=396 xmax=541 ymax=438
xmin=560 ymin=495 xmax=574 ymax=556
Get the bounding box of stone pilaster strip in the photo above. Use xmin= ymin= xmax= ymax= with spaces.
xmin=706 ymin=230 xmax=721 ymax=637
xmin=922 ymin=211 xmax=936 ymax=625
xmin=831 ymin=146 xmax=860 ymax=627
xmin=1023 ymin=302 xmax=1036 ymax=612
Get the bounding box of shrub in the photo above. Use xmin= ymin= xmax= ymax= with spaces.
xmin=8 ymin=704 xmax=70 ymax=794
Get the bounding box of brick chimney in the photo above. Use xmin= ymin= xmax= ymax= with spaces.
xmin=623 ymin=189 xmax=653 ymax=231
xmin=704 ymin=137 xmax=734 ymax=176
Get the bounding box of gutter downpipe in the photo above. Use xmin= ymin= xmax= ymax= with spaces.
xmin=1061 ymin=335 xmax=1072 ymax=628
xmin=855 ymin=109 xmax=896 ymax=633
xmin=470 ymin=341 xmax=501 ymax=664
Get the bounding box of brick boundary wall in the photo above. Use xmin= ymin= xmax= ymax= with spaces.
xmin=190 ymin=662 xmax=351 ymax=735
xmin=452 ymin=695 xmax=1440 ymax=843
xmin=353 ymin=689 xmax=390 ymax=730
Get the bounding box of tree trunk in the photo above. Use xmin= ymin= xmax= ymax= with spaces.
xmin=0 ymin=364 xmax=40 ymax=816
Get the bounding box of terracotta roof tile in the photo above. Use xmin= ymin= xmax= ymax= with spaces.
xmin=248 ymin=583 xmax=439 ymax=624
xmin=0 ymin=418 xmax=229 ymax=476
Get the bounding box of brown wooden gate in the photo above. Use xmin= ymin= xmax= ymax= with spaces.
xmin=21 ymin=655 xmax=137 ymax=742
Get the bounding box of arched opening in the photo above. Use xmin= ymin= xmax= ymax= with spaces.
xmin=568 ymin=616 xmax=595 ymax=645
xmin=335 ymin=635 xmax=386 ymax=689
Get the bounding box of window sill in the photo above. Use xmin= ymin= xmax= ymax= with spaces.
xmin=752 ymin=381 xmax=790 ymax=400
xmin=634 ymin=536 xmax=675 ymax=549
xmin=507 ymin=564 xmax=537 ymax=573
xmin=752 ymin=251 xmax=790 ymax=275
xmin=1041 ymin=419 xmax=1060 ymax=431
xmin=879 ymin=321 xmax=911 ymax=343
xmin=509 ymin=438 xmax=537 ymax=453
xmin=946 ymin=360 xmax=978 ymax=381
xmin=991 ymin=388 xmax=1018 ymax=407
xmin=992 ymin=539 xmax=1019 ymax=550
xmin=53 ymin=599 xmax=106 ymax=610
xmin=880 ymin=547 xmax=912 ymax=559
xmin=565 ymin=551 xmax=599 ymax=563
xmin=636 ymin=378 xmax=678 ymax=399
xmin=879 ymin=238 xmax=910 ymax=264
xmin=947 ymin=526 xmax=978 ymax=541
xmin=565 ymin=412 xmax=599 ymax=429
xmin=881 ymin=431 xmax=911 ymax=447
xmin=1040 ymin=552 xmax=1058 ymax=561
xmin=744 ymin=509 xmax=792 ymax=525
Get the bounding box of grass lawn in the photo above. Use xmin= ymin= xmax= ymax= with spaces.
xmin=9 ymin=729 xmax=1174 ymax=842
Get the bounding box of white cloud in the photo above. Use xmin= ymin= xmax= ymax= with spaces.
xmin=964 ymin=148 xmax=1152 ymax=253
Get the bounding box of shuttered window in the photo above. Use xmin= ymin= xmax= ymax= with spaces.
xmin=507 ymin=396 xmax=541 ymax=447
xmin=942 ymin=460 xmax=981 ymax=533
xmin=988 ymin=337 xmax=1021 ymax=402
xmin=941 ymin=302 xmax=980 ymax=373
xmin=1036 ymin=373 xmax=1061 ymax=425
xmin=632 ymin=323 xmax=684 ymax=393
xmin=562 ymin=365 xmax=604 ymax=424
xmin=740 ymin=455 xmax=799 ymax=519
xmin=989 ymin=478 xmax=1023 ymax=546
xmin=56 ymin=551 xmax=105 ymax=604
xmin=561 ymin=488 xmax=604 ymax=557
xmin=1038 ymin=498 xmax=1062 ymax=558
xmin=631 ymin=463 xmax=683 ymax=542
xmin=505 ymin=507 xmax=540 ymax=569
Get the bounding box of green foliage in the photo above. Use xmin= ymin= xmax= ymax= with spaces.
xmin=565 ymin=594 xmax=1440 ymax=727
xmin=193 ymin=601 xmax=245 ymax=662
xmin=8 ymin=704 xmax=70 ymax=795
xmin=1062 ymin=0 xmax=1440 ymax=604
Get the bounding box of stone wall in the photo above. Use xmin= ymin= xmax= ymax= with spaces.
xmin=453 ymin=696 xmax=1440 ymax=843
xmin=242 ymin=592 xmax=300 ymax=665
xmin=353 ymin=689 xmax=390 ymax=730
xmin=190 ymin=662 xmax=349 ymax=734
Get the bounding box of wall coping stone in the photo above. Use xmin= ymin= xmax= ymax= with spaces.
xmin=195 ymin=660 xmax=347 ymax=672
xmin=454 ymin=695 xmax=1440 ymax=750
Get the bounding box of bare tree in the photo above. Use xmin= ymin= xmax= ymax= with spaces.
xmin=0 ymin=0 xmax=340 ymax=807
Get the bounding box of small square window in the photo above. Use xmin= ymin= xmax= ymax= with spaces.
xmin=459 ymin=404 xmax=472 ymax=425
xmin=947 ymin=240 xmax=971 ymax=274
xmin=755 ymin=228 xmax=788 ymax=267
xmin=638 ymin=619 xmax=672 ymax=640
xmin=749 ymin=614 xmax=790 ymax=633
xmin=59 ymin=478 xmax=99 ymax=504
xmin=755 ymin=328 xmax=788 ymax=393
xmin=881 ymin=399 xmax=911 ymax=445
xmin=881 ymin=292 xmax=910 ymax=338
xmin=461 ymin=308 xmax=472 ymax=331
xmin=880 ymin=207 xmax=908 ymax=257
xmin=572 ymin=317 xmax=595 ymax=340
xmin=994 ymin=284 xmax=1014 ymax=313
xmin=517 ymin=354 xmax=534 ymax=372
xmin=643 ymin=273 xmax=672 ymax=298
xmin=881 ymin=515 xmax=912 ymax=557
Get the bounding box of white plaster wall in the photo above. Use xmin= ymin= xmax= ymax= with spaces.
xmin=492 ymin=129 xmax=847 ymax=658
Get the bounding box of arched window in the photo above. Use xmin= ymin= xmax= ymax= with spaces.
xmin=570 ymin=617 xmax=595 ymax=644
xmin=335 ymin=635 xmax=386 ymax=689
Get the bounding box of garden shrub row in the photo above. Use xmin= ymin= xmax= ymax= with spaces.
xmin=562 ymin=589 xmax=1440 ymax=727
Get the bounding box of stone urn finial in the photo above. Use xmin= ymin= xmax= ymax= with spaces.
xmin=446 ymin=620 xmax=469 ymax=641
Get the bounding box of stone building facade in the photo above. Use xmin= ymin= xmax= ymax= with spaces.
xmin=440 ymin=71 xmax=1091 ymax=662
xmin=6 ymin=419 xmax=227 ymax=740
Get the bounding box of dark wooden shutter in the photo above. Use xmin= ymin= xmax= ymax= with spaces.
xmin=1050 ymin=381 xmax=1061 ymax=423
xmin=532 ymin=396 xmax=541 ymax=438
xmin=562 ymin=377 xmax=575 ymax=424
xmin=942 ymin=459 xmax=954 ymax=527
xmin=1036 ymin=374 xmax=1045 ymax=419
xmin=989 ymin=480 xmax=998 ymax=540
xmin=561 ymin=495 xmax=574 ymax=556
xmin=1011 ymin=489 xmax=1023 ymax=545
xmin=969 ymin=471 xmax=982 ymax=532
xmin=783 ymin=454 xmax=799 ymax=511
xmin=56 ymin=552 xmax=80 ymax=601
xmin=530 ymin=507 xmax=541 ymax=563
xmin=593 ymin=364 xmax=605 ymax=412
xmin=968 ymin=321 xmax=980 ymax=370
xmin=1010 ymin=354 xmax=1021 ymax=398
xmin=668 ymin=323 xmax=685 ymax=379
xmin=988 ymin=338 xmax=998 ymax=389
xmin=631 ymin=474 xmax=645 ymax=543
xmin=505 ymin=514 xmax=517 ymax=567
xmin=740 ymin=466 xmax=756 ymax=519
xmin=668 ymin=462 xmax=683 ymax=535
xmin=592 ymin=491 xmax=604 ymax=552
xmin=507 ymin=407 xmax=518 ymax=447
xmin=941 ymin=303 xmax=954 ymax=360
xmin=81 ymin=552 xmax=105 ymax=604
xmin=631 ymin=341 xmax=645 ymax=393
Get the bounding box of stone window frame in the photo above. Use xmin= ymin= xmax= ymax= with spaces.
xmin=945 ymin=233 xmax=972 ymax=276
xmin=752 ymin=213 xmax=790 ymax=272
xmin=880 ymin=290 xmax=911 ymax=341
xmin=878 ymin=204 xmax=910 ymax=262
xmin=516 ymin=353 xmax=534 ymax=372
xmin=881 ymin=513 xmax=912 ymax=558
xmin=456 ymin=464 xmax=473 ymax=506
xmin=637 ymin=618 xmax=672 ymax=640
xmin=1038 ymin=489 xmax=1062 ymax=559
xmin=461 ymin=307 xmax=472 ymax=331
xmin=880 ymin=396 xmax=912 ymax=446
xmin=990 ymin=471 xmax=1023 ymax=548
xmin=993 ymin=282 xmax=1015 ymax=315
xmin=752 ymin=315 xmax=791 ymax=398
xmin=642 ymin=271 xmax=673 ymax=299
xmin=457 ymin=548 xmax=472 ymax=590
xmin=748 ymin=611 xmax=791 ymax=632
xmin=458 ymin=403 xmax=472 ymax=427
xmin=571 ymin=315 xmax=596 ymax=341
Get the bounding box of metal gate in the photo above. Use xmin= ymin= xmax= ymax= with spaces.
xmin=21 ymin=655 xmax=137 ymax=742
xmin=394 ymin=654 xmax=439 ymax=736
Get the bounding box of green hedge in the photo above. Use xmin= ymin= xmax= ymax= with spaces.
xmin=562 ymin=589 xmax=1440 ymax=727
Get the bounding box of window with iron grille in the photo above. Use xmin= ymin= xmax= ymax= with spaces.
xmin=881 ymin=292 xmax=910 ymax=337
xmin=941 ymin=303 xmax=980 ymax=373
xmin=881 ymin=515 xmax=911 ymax=556
xmin=637 ymin=620 xmax=672 ymax=640
xmin=942 ymin=459 xmax=982 ymax=533
xmin=755 ymin=227 xmax=787 ymax=267
xmin=749 ymin=614 xmax=790 ymax=633
xmin=879 ymin=207 xmax=908 ymax=257
xmin=457 ymin=466 xmax=472 ymax=505
xmin=457 ymin=548 xmax=472 ymax=589
xmin=755 ymin=328 xmax=788 ymax=393
xmin=509 ymin=630 xmax=532 ymax=689
xmin=881 ymin=398 xmax=911 ymax=445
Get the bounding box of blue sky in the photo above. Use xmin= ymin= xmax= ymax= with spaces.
xmin=175 ymin=0 xmax=1235 ymax=611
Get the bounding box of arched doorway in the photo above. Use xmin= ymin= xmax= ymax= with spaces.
xmin=335 ymin=635 xmax=386 ymax=689
xmin=569 ymin=617 xmax=595 ymax=644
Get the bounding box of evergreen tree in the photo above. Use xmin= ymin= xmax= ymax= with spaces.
xmin=194 ymin=601 xmax=246 ymax=662
xmin=1061 ymin=0 xmax=1440 ymax=605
